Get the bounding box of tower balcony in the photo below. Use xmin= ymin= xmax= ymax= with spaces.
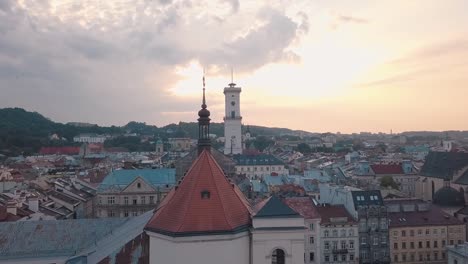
xmin=223 ymin=116 xmax=242 ymax=121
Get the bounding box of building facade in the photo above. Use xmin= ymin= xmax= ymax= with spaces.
xmin=224 ymin=82 xmax=243 ymax=155
xmin=233 ymin=154 xmax=289 ymax=179
xmin=96 ymin=169 xmax=175 ymax=218
xmin=317 ymin=204 xmax=359 ymax=264
xmin=448 ymin=243 xmax=468 ymax=264
xmin=73 ymin=133 xmax=106 ymax=143
xmin=387 ymin=200 xmax=466 ymax=263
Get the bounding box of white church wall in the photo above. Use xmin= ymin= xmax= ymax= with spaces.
xmin=252 ymin=231 xmax=305 ymax=264
xmin=148 ymin=231 xmax=250 ymax=264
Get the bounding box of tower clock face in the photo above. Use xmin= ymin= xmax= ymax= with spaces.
xmin=231 ymin=101 xmax=236 ymax=106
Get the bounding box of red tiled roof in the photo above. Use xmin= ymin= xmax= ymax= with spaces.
xmin=39 ymin=146 xmax=80 ymax=155
xmin=316 ymin=204 xmax=356 ymax=225
xmin=145 ymin=150 xmax=252 ymax=236
xmin=284 ymin=197 xmax=320 ymax=219
xmin=371 ymin=164 xmax=404 ymax=175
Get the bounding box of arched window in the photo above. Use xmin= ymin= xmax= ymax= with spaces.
xmin=272 ymin=249 xmax=285 ymax=264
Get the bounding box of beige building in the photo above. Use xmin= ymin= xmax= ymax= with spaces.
xmin=387 ymin=200 xmax=466 ymax=263
xmin=96 ymin=169 xmax=175 ymax=218
xmin=168 ymin=138 xmax=193 ymax=152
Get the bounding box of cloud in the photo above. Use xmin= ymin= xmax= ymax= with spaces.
xmin=0 ymin=0 xmax=306 ymax=126
xmin=329 ymin=12 xmax=369 ymax=30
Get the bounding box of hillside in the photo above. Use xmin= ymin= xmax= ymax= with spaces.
xmin=0 ymin=108 xmax=311 ymax=156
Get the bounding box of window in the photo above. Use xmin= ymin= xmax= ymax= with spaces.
xmin=109 ymin=210 xmax=115 ymax=217
xmin=149 ymin=196 xmax=154 ymax=204
xmin=410 ymin=242 xmax=414 ymax=249
xmin=324 ymin=230 xmax=329 ymax=237
xmin=394 ymin=255 xmax=398 ymax=262
xmin=434 ymin=252 xmax=438 ymax=260
xmin=442 ymin=252 xmax=446 ymax=259
xmin=341 ymin=229 xmax=346 ymax=237
xmin=231 ymin=111 xmax=235 ymax=118
xmin=441 ymin=228 xmax=445 ymax=234
xmin=425 ymin=229 xmax=430 ymax=235
xmin=361 ymin=237 xmax=367 ymax=245
xmin=201 ymin=190 xmax=211 ymax=199
xmin=332 ymin=241 xmax=338 ymax=250
xmin=98 ymin=197 xmax=102 ymax=204
xmin=341 ymin=255 xmax=346 ymax=261
xmin=374 ymin=252 xmax=379 ymax=260
xmin=418 ymin=241 xmax=422 ymax=248
xmin=324 ymin=242 xmax=330 ymax=250
xmin=402 ymin=242 xmax=406 ymax=249
xmin=419 ymin=254 xmax=423 ymax=261
xmin=333 ymin=255 xmax=338 ymax=262
xmin=410 ymin=230 xmax=414 ymax=236
xmin=309 ymin=237 xmax=314 ymax=244
xmin=309 ymin=252 xmax=314 ymax=262
xmin=442 ymin=240 xmax=446 ymax=247
xmin=402 ymin=254 xmax=407 ymax=262
xmin=394 ymin=243 xmax=398 ymax=249
xmin=341 ymin=241 xmax=346 ymax=249
xmin=401 ymin=230 xmax=406 ymax=237
xmin=349 ymin=240 xmax=354 ymax=249
xmin=140 ymin=196 xmax=146 ymax=204
xmin=132 ymin=211 xmax=138 ymax=216
xmin=137 ymin=182 xmax=141 ymax=188
xmin=426 ymin=241 xmax=430 ymax=248
xmin=272 ymin=249 xmax=285 ymax=264
xmin=124 ymin=196 xmax=129 ymax=205
xmin=434 ymin=241 xmax=438 ymax=248
xmin=124 ymin=210 xmax=129 ymax=217
xmin=450 ymin=240 xmax=454 ymax=245
xmin=373 ymin=237 xmax=379 ymax=246
xmin=433 ymin=229 xmax=438 ymax=235
xmin=309 ymin=223 xmax=314 ymax=230
xmin=418 ymin=229 xmax=422 ymax=235
xmin=332 ymin=230 xmax=338 ymax=237
xmin=349 ymin=255 xmax=354 ymax=261
xmin=393 ymin=231 xmax=398 ymax=236
xmin=133 ymin=197 xmax=137 ymax=205
xmin=349 ymin=229 xmax=354 ymax=236
xmin=325 ymin=255 xmax=330 ymax=262
xmin=108 ymin=196 xmax=115 ymax=204
xmin=410 ymin=254 xmax=415 ymax=261
xmin=426 ymin=253 xmax=430 ymax=261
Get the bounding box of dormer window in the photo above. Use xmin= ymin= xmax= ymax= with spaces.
xmin=201 ymin=190 xmax=211 ymax=199
xmin=137 ymin=182 xmax=141 ymax=188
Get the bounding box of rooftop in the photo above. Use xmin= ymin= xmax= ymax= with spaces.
xmin=145 ymin=150 xmax=252 ymax=237
xmin=351 ymin=190 xmax=384 ymax=208
xmin=233 ymin=154 xmax=284 ymax=166
xmin=98 ymin=168 xmax=175 ymax=192
xmin=388 ymin=205 xmax=463 ymax=228
xmin=316 ymin=204 xmax=356 ymax=225
xmin=254 ymin=195 xmax=300 ymax=218
xmin=371 ymin=164 xmax=404 ymax=175
xmin=283 ymin=197 xmax=320 ymax=219
xmin=420 ymin=151 xmax=468 ymax=180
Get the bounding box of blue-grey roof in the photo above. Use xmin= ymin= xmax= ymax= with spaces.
xmin=233 ymin=154 xmax=284 ymax=166
xmin=304 ymin=169 xmax=331 ymax=183
xmin=254 ymin=196 xmax=300 ymax=218
xmin=351 ymin=190 xmax=384 ymax=208
xmin=263 ymin=175 xmax=287 ymax=186
xmin=0 ymin=218 xmax=129 ymax=260
xmin=251 ymin=180 xmax=268 ymax=193
xmin=98 ymin=168 xmax=175 ymax=192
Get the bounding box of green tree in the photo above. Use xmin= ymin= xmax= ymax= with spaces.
xmin=380 ymin=176 xmax=399 ymax=190
xmin=296 ymin=143 xmax=312 ymax=154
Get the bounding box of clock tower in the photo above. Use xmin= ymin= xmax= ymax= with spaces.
xmin=224 ymin=81 xmax=243 ymax=155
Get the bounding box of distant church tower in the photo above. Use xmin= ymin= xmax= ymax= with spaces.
xmin=224 ymin=77 xmax=243 ymax=155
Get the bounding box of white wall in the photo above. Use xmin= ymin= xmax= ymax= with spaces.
xmin=148 ymin=231 xmax=250 ymax=264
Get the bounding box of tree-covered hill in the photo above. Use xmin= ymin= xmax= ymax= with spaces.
xmin=0 ymin=108 xmax=311 ymax=156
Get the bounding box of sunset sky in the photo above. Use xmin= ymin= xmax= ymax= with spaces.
xmin=1 ymin=0 xmax=468 ymax=133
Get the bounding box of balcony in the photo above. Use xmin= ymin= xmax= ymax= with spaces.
xmin=332 ymin=249 xmax=348 ymax=254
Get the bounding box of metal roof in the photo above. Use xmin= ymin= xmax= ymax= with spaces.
xmin=98 ymin=168 xmax=175 ymax=192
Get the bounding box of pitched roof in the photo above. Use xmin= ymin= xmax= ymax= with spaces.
xmin=233 ymin=154 xmax=284 ymax=166
xmin=388 ymin=205 xmax=463 ymax=227
xmin=254 ymin=195 xmax=300 ymax=218
xmin=97 ymin=168 xmax=175 ymax=192
xmin=420 ymin=151 xmax=468 ymax=180
xmin=145 ymin=150 xmax=252 ymax=236
xmin=371 ymin=164 xmax=404 ymax=175
xmin=283 ymin=197 xmax=320 ymax=219
xmin=316 ymin=204 xmax=356 ymax=225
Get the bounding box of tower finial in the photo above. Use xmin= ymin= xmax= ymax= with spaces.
xmin=229 ymin=67 xmax=236 ymax=87
xmin=202 ymin=68 xmax=206 ymax=108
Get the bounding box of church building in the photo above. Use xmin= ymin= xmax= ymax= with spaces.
xmin=145 ymin=77 xmax=305 ymax=264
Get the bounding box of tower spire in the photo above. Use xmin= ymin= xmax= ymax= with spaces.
xmin=198 ymin=70 xmax=211 ymax=155
xmin=229 ymin=67 xmax=236 ymax=87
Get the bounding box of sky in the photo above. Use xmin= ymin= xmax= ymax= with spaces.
xmin=1 ymin=0 xmax=468 ymax=133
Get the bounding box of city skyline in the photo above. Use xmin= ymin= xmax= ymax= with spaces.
xmin=1 ymin=1 xmax=468 ymax=133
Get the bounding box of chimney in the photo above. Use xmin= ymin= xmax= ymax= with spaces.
xmin=28 ymin=196 xmax=39 ymax=212
xmin=6 ymin=200 xmax=17 ymax=215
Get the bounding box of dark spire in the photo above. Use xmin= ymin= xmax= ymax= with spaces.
xmin=198 ymin=71 xmax=211 ymax=155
